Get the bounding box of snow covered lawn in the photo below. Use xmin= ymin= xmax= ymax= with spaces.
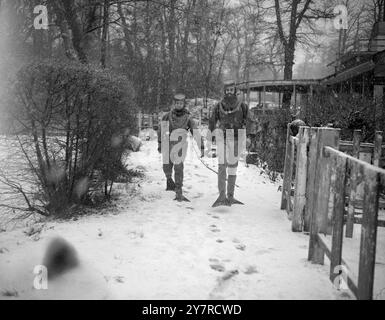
xmin=0 ymin=139 xmax=354 ymax=299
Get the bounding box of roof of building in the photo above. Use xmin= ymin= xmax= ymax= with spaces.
xmin=236 ymin=49 xmax=385 ymax=92
xmin=237 ymin=79 xmax=321 ymax=93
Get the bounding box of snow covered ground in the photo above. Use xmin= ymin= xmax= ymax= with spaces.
xmin=0 ymin=136 xmax=360 ymax=299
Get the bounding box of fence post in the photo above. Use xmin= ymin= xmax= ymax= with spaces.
xmin=292 ymin=126 xmax=310 ymax=232
xmin=315 ymin=128 xmax=340 ymax=235
xmin=329 ymin=155 xmax=348 ymax=284
xmin=304 ymin=128 xmax=319 ymax=233
xmin=288 ymin=136 xmax=296 ymax=215
xmin=372 ymin=131 xmax=383 ymax=167
xmin=138 ymin=111 xmax=142 ymax=132
xmin=357 ymin=166 xmax=379 ymax=300
xmin=346 ymin=130 xmax=362 ymax=238
xmin=153 ymin=113 xmax=159 ymax=130
xmin=308 ymin=128 xmax=320 ymax=261
xmin=308 ymin=127 xmax=340 ymax=264
xmin=281 ymin=123 xmax=292 ymax=210
xmin=149 ymin=113 xmax=154 ymax=129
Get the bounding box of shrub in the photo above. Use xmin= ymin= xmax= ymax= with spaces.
xmin=4 ymin=60 xmax=137 ymax=217
xmin=247 ymin=93 xmax=383 ymax=178
xmin=247 ymin=108 xmax=290 ymax=174
xmin=303 ymin=93 xmax=383 ymax=142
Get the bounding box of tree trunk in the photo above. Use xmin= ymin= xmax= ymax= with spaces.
xmin=144 ymin=0 xmax=152 ymax=110
xmin=61 ymin=0 xmax=88 ymax=63
xmin=116 ymin=2 xmax=135 ymax=61
xmin=274 ymin=0 xmax=313 ymax=109
xmin=51 ymin=0 xmax=75 ymax=60
xmin=159 ymin=11 xmax=167 ymax=110
xmin=100 ymin=0 xmax=110 ymax=68
xmin=167 ymin=0 xmax=177 ymax=92
xmin=180 ymin=0 xmax=196 ymax=91
xmin=282 ymin=42 xmax=295 ymax=108
xmin=31 ymin=0 xmax=45 ymax=58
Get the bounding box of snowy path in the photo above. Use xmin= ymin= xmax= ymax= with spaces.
xmin=0 ymin=140 xmax=350 ymax=299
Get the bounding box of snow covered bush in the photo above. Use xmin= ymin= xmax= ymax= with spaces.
xmin=3 ymin=60 xmax=137 ymax=217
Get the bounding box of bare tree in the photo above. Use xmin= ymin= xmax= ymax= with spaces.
xmin=272 ymin=0 xmax=333 ymax=107
xmin=100 ymin=0 xmax=110 ymax=68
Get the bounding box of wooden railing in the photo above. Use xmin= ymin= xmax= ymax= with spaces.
xmin=281 ymin=126 xmax=385 ymax=299
xmin=281 ymin=124 xmax=310 ymax=231
xmin=281 ymin=127 xmax=385 ymax=232
xmin=138 ymin=112 xmax=162 ymax=131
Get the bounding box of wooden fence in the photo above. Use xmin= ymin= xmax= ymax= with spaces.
xmin=137 ymin=112 xmax=162 ymax=132
xmin=281 ymin=126 xmax=385 ymax=299
xmin=137 ymin=110 xmax=205 ymax=132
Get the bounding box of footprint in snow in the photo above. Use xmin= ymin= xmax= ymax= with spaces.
xmin=210 ymin=264 xmax=225 ymax=272
xmin=0 ymin=247 xmax=9 ymax=254
xmin=194 ymin=173 xmax=205 ymax=178
xmin=114 ymin=276 xmax=125 ymax=283
xmin=210 ymin=224 xmax=220 ymax=233
xmin=221 ymin=269 xmax=239 ymax=281
xmin=127 ymin=231 xmax=144 ymax=239
xmin=209 ymin=269 xmax=239 ymax=299
xmin=255 ymin=248 xmax=273 ymax=255
xmin=235 ymin=244 xmax=246 ymax=251
xmin=244 ymin=265 xmax=259 ymax=275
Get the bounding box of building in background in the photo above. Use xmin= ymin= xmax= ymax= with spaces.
xmin=235 ymin=21 xmax=385 ymax=120
xmin=323 ymin=21 xmax=385 ymax=102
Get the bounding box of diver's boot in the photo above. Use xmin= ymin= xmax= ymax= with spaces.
xmin=173 ymin=163 xmax=188 ymax=201
xmin=227 ymin=175 xmax=244 ymax=206
xmin=166 ymin=177 xmax=176 ymax=191
xmin=174 ymin=188 xmax=190 ymax=202
xmin=212 ymin=165 xmax=230 ymax=207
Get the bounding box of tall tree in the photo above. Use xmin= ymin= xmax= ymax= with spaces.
xmin=273 ymin=0 xmax=333 ymax=107
xmin=100 ymin=0 xmax=110 ymax=68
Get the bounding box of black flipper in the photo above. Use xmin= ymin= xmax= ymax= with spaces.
xmin=174 ymin=194 xmax=190 ymax=202
xmin=212 ymin=195 xmax=230 ymax=207
xmin=227 ymin=197 xmax=244 ymax=206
